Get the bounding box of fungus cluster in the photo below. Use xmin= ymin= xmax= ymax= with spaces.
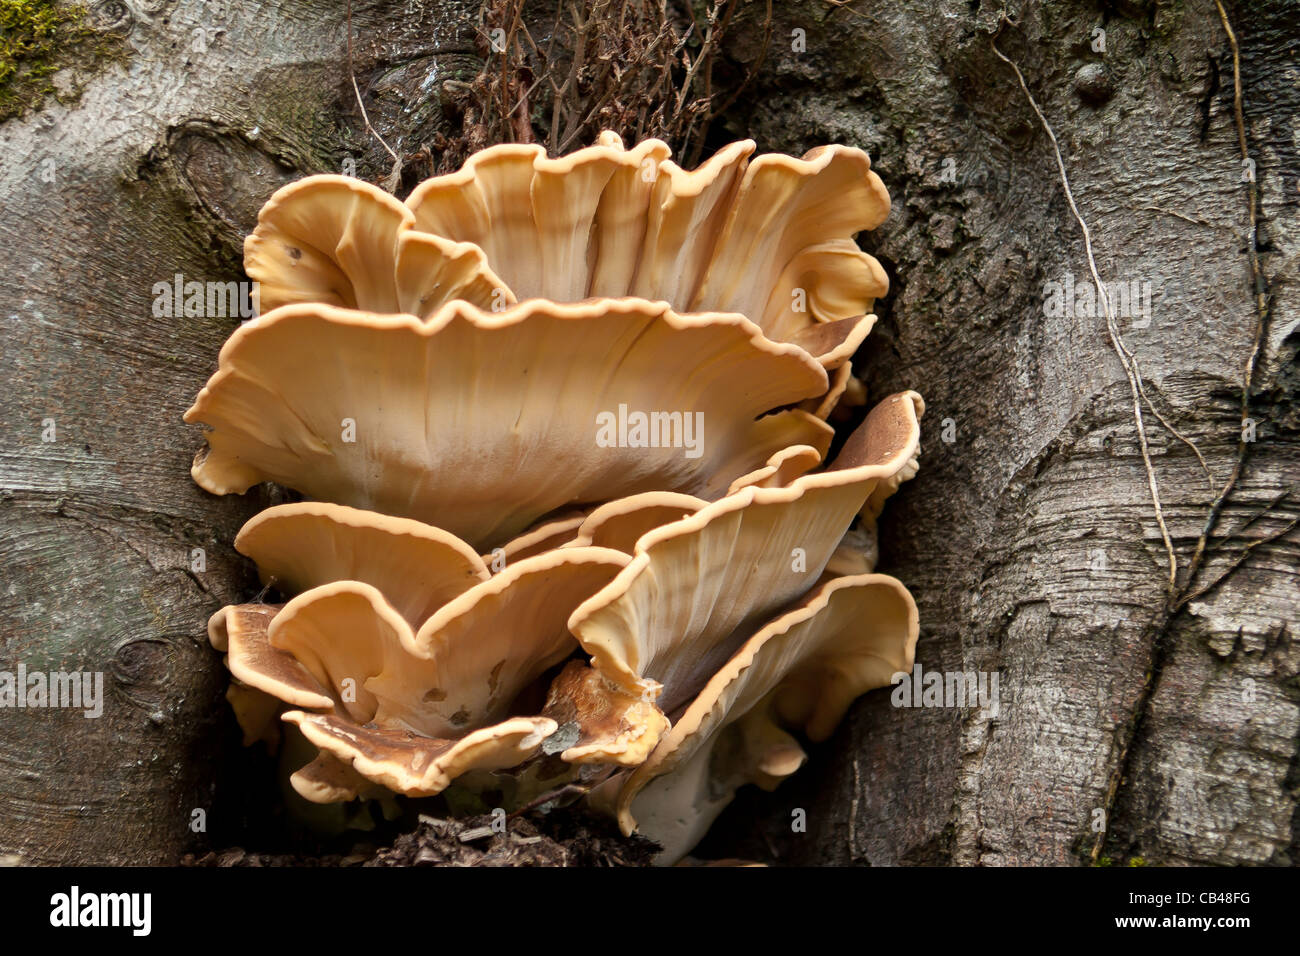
xmin=190 ymin=132 xmax=923 ymax=864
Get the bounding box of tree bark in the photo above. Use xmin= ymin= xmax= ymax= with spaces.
xmin=703 ymin=0 xmax=1300 ymax=867
xmin=0 ymin=0 xmax=1295 ymax=865
xmin=0 ymin=0 xmax=481 ymax=865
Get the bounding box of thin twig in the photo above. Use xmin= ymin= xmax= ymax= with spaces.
xmin=1139 ymin=386 xmax=1216 ymax=489
xmin=1183 ymin=0 xmax=1272 ymax=592
xmin=506 ymin=782 xmax=592 ymax=820
xmin=1204 ymin=488 xmax=1294 ymax=556
xmin=992 ymin=19 xmax=1178 ymax=589
xmin=1137 ymin=203 xmax=1231 ymax=231
xmin=346 ymin=0 xmax=399 ymax=165
xmin=1174 ymin=514 xmax=1299 ymax=612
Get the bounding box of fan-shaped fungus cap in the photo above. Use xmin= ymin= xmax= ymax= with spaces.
xmin=244 ymin=175 xmax=514 ymax=318
xmin=406 ymin=135 xmax=890 ymax=343
xmin=235 ymin=502 xmax=489 ymax=628
xmin=207 ymin=603 xmax=335 ymax=755
xmin=185 ymin=298 xmax=832 ymax=548
xmin=759 ymin=240 xmax=889 ymax=344
xmin=214 ymin=547 xmax=627 ymax=799
xmin=487 ymin=511 xmax=590 ymax=565
xmin=281 ymin=711 xmax=559 ymax=799
xmin=243 ymin=175 xmax=412 ymax=314
xmin=289 ymin=749 xmax=393 ymax=805
xmin=278 ymin=546 xmax=625 ymax=728
xmin=408 ymin=136 xmax=678 ymax=303
xmin=208 ymin=603 xmax=335 ymax=714
xmin=567 ymin=391 xmax=923 ymax=712
xmin=562 ymin=491 xmax=707 ymax=552
xmin=246 ymin=134 xmax=889 ymax=366
xmin=689 ymin=144 xmax=890 ymax=323
xmin=724 ymin=444 xmax=824 ymax=495
xmin=622 ymin=138 xmax=754 ymax=307
xmin=785 ymin=314 xmax=877 ymax=371
xmin=615 ymin=572 xmax=918 ymax=862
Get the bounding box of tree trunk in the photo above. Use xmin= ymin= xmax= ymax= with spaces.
xmin=1 ymin=0 xmax=1294 ymax=865
xmin=0 ymin=0 xmax=483 ymax=865
xmin=703 ymin=0 xmax=1300 ymax=867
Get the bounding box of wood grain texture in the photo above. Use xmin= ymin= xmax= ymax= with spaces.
xmin=0 ymin=0 xmax=477 ymax=864
xmin=700 ymin=0 xmax=1299 ymax=867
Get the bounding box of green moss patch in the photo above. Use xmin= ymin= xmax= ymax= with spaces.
xmin=0 ymin=0 xmax=125 ymax=122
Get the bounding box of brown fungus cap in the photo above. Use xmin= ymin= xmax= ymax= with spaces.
xmin=184 ymin=298 xmax=831 ymax=548
xmin=208 ymin=603 xmax=334 ymax=714
xmin=207 ymin=548 xmax=627 ymax=799
xmin=244 ymin=133 xmax=889 ymax=366
xmin=539 ymin=660 xmax=670 ymax=767
xmin=615 ymin=572 xmax=918 ymax=862
xmin=567 ymin=391 xmax=923 ymax=712
xmin=234 ymin=502 xmax=489 ymax=628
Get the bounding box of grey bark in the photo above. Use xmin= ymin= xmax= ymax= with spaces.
xmin=704 ymin=0 xmax=1300 ymax=867
xmin=0 ymin=0 xmax=1295 ymax=866
xmin=0 ymin=0 xmax=481 ymax=865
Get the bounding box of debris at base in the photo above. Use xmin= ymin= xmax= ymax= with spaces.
xmin=181 ymin=810 xmax=657 ymax=867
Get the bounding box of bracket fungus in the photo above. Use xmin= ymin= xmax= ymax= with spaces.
xmin=185 ymin=298 xmax=832 ymax=547
xmin=613 ymin=572 xmax=919 ymax=862
xmin=565 ymin=392 xmax=922 ymax=715
xmin=190 ymin=131 xmax=923 ymax=864
xmin=243 ymin=131 xmax=888 ymax=376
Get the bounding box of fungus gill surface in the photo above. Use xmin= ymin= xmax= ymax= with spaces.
xmin=189 ymin=133 xmax=921 ymax=864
